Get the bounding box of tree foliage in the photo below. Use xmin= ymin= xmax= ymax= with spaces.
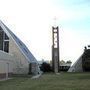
xmin=40 ymin=62 xmax=51 ymax=72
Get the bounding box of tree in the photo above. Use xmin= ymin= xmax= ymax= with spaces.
xmin=60 ymin=60 xmax=66 ymax=65
xmin=40 ymin=62 xmax=51 ymax=72
xmin=66 ymin=60 xmax=72 ymax=64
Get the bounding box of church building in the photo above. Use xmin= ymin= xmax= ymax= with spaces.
xmin=0 ymin=20 xmax=40 ymax=79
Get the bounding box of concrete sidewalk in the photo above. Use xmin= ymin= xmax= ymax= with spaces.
xmin=31 ymin=74 xmax=41 ymax=79
xmin=0 ymin=78 xmax=12 ymax=81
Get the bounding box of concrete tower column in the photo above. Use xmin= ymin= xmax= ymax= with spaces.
xmin=52 ymin=26 xmax=60 ymax=73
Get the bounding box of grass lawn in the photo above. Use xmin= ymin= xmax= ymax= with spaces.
xmin=0 ymin=72 xmax=90 ymax=90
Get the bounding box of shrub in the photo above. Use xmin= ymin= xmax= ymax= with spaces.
xmin=40 ymin=62 xmax=51 ymax=72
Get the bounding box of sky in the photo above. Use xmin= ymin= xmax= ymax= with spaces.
xmin=0 ymin=0 xmax=90 ymax=64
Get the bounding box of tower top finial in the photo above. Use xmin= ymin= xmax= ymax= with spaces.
xmin=53 ymin=17 xmax=58 ymax=27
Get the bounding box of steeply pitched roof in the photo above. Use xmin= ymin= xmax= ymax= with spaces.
xmin=0 ymin=20 xmax=38 ymax=63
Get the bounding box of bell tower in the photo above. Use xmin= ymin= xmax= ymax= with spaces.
xmin=52 ymin=26 xmax=60 ymax=73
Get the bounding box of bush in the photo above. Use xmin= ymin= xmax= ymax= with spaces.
xmin=40 ymin=62 xmax=51 ymax=72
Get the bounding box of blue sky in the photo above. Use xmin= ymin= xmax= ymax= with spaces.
xmin=51 ymin=0 xmax=90 ymax=63
xmin=0 ymin=0 xmax=90 ymax=63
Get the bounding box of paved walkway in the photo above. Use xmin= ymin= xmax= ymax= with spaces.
xmin=31 ymin=73 xmax=42 ymax=79
xmin=0 ymin=78 xmax=12 ymax=81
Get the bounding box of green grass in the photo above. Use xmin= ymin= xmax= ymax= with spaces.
xmin=0 ymin=72 xmax=90 ymax=90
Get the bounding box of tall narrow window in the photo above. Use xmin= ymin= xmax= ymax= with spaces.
xmin=4 ymin=41 xmax=9 ymax=53
xmin=4 ymin=33 xmax=9 ymax=53
xmin=5 ymin=33 xmax=9 ymax=40
xmin=0 ymin=31 xmax=3 ymax=50
xmin=0 ymin=26 xmax=2 ymax=30
xmin=0 ymin=27 xmax=9 ymax=53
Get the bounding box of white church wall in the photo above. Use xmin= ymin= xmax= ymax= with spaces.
xmin=0 ymin=51 xmax=13 ymax=79
xmin=9 ymin=38 xmax=30 ymax=74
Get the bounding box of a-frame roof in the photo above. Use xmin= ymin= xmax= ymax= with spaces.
xmin=0 ymin=20 xmax=38 ymax=63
